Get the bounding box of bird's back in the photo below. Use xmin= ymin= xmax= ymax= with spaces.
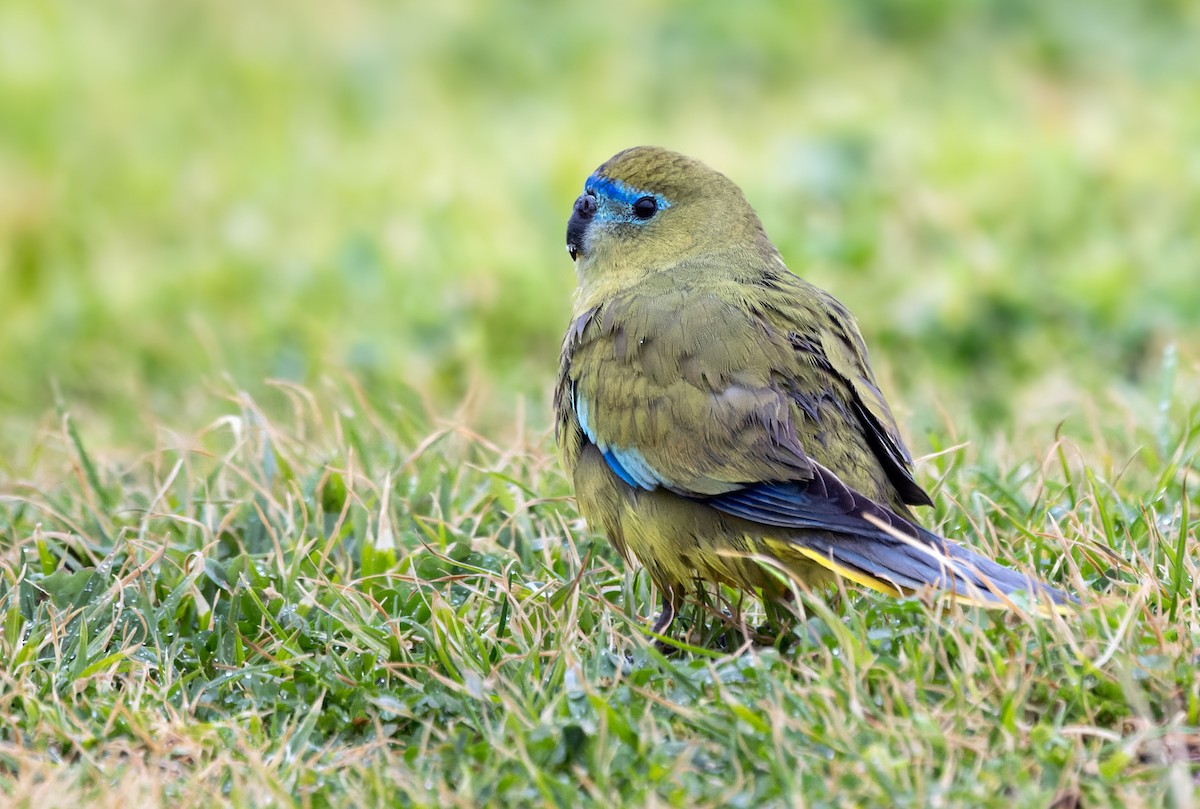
xmin=556 ymin=250 xmax=930 ymax=515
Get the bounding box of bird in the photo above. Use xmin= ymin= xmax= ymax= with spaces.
xmin=554 ymin=145 xmax=1074 ymax=640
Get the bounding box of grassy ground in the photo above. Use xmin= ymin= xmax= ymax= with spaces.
xmin=2 ymin=1 xmax=1199 ymax=806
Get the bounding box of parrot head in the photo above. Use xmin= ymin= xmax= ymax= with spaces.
xmin=566 ymin=146 xmax=771 ymax=292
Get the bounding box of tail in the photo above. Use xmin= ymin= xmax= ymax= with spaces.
xmin=706 ymin=465 xmax=1076 ymax=610
xmin=801 ymin=516 xmax=1076 ymax=610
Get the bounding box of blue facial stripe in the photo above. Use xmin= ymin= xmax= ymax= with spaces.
xmin=586 ymin=174 xmax=672 ymax=214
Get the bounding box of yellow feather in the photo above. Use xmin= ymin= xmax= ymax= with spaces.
xmin=789 ymin=546 xmax=904 ymax=598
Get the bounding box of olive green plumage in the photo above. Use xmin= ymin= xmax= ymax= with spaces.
xmin=555 ymin=146 xmax=1072 ymax=637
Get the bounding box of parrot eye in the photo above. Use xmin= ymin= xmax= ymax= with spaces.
xmin=632 ymin=196 xmax=658 ymax=220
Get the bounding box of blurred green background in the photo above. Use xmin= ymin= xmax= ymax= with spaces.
xmin=3 ymin=0 xmax=1199 ymax=457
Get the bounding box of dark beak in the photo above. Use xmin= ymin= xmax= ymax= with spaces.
xmin=566 ymin=192 xmax=597 ymax=261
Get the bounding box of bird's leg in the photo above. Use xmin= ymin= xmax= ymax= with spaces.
xmin=647 ymin=588 xmax=686 ymax=655
xmin=649 ymin=591 xmax=677 ymax=637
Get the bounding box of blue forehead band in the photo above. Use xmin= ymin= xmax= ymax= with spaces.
xmin=586 ymin=174 xmax=672 ymax=211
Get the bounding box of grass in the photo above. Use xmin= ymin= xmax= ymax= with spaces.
xmin=2 ymin=370 xmax=1197 ymax=806
xmin=2 ymin=1 xmax=1200 ymax=806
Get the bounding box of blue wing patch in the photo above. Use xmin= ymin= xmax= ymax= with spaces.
xmin=600 ymin=446 xmax=661 ymax=490
xmin=602 ymin=449 xmax=640 ymax=488
xmin=575 ymin=391 xmax=662 ymax=491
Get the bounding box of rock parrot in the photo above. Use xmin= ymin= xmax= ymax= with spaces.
xmin=555 ymin=146 xmax=1073 ymax=638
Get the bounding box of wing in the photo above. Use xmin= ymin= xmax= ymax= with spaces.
xmin=780 ymin=280 xmax=934 ymax=507
xmin=560 ymin=271 xmax=816 ymax=497
xmin=560 ymin=262 xmax=927 ymax=506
